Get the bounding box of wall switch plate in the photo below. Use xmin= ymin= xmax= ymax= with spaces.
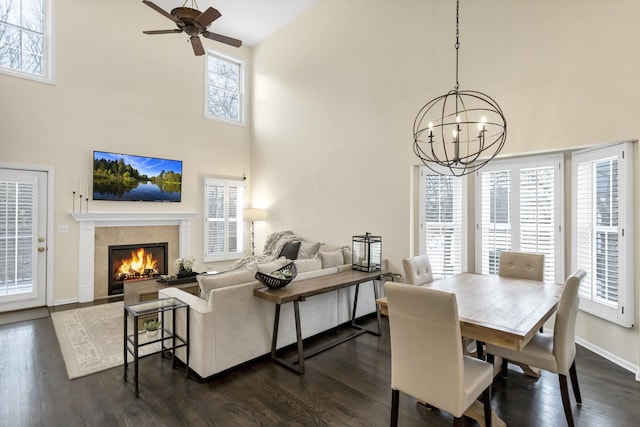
xmin=58 ymin=224 xmax=69 ymax=233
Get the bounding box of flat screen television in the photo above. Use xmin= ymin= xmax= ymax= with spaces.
xmin=93 ymin=151 xmax=182 ymax=202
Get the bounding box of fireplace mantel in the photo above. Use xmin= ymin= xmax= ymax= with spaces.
xmin=70 ymin=211 xmax=198 ymax=224
xmin=70 ymin=211 xmax=199 ymax=302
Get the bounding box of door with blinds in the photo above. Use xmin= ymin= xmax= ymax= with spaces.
xmin=0 ymin=168 xmax=47 ymax=312
xmin=475 ymin=155 xmax=564 ymax=283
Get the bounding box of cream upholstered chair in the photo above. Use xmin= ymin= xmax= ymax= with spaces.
xmin=401 ymin=254 xmax=434 ymax=286
xmin=486 ymin=270 xmax=586 ymax=427
xmin=385 ymin=282 xmax=493 ymax=427
xmin=496 ymin=250 xmax=545 ymax=363
xmin=498 ymin=250 xmax=545 ymax=281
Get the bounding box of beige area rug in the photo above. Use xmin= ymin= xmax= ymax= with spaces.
xmin=51 ymin=302 xmax=126 ymax=379
xmin=52 ymin=302 xmax=160 ymax=380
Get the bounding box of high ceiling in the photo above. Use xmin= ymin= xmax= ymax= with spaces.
xmin=148 ymin=0 xmax=320 ymax=47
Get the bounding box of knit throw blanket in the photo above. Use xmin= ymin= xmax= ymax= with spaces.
xmin=229 ymin=230 xmax=301 ymax=270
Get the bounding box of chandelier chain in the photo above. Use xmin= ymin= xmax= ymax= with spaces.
xmin=455 ymin=0 xmax=460 ymax=92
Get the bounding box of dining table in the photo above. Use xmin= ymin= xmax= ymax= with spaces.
xmin=378 ymin=272 xmax=563 ymax=353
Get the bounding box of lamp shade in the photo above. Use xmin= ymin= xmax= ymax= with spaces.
xmin=243 ymin=208 xmax=266 ymax=222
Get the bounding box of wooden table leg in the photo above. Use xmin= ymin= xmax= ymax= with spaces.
xmin=464 ymin=401 xmax=506 ymax=427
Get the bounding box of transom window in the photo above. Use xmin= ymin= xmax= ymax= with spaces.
xmin=205 ymin=52 xmax=243 ymax=124
xmin=0 ymin=0 xmax=53 ymax=83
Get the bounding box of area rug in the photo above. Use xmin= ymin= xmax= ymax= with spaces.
xmin=51 ymin=302 xmax=129 ymax=380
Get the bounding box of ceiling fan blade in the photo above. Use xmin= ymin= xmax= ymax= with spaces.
xmin=194 ymin=7 xmax=221 ymax=28
xmin=202 ymin=31 xmax=242 ymax=48
xmin=190 ymin=36 xmax=205 ymax=56
xmin=143 ymin=29 xmax=182 ymax=35
xmin=142 ymin=0 xmax=180 ymax=23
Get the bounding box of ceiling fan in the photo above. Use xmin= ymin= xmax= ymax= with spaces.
xmin=142 ymin=0 xmax=242 ymax=56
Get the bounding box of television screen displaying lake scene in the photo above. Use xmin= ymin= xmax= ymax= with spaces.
xmin=93 ymin=151 xmax=182 ymax=202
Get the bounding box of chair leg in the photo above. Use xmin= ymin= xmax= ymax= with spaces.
xmin=558 ymin=374 xmax=575 ymax=427
xmin=476 ymin=340 xmax=485 ymax=360
xmin=487 ymin=353 xmax=494 ymax=365
xmin=501 ymin=358 xmax=509 ymax=378
xmin=453 ymin=417 xmax=464 ymax=427
xmin=390 ymin=389 xmax=399 ymax=427
xmin=569 ymin=361 xmax=582 ymax=405
xmin=480 ymin=386 xmax=492 ymax=427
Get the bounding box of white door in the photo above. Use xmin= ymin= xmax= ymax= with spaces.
xmin=0 ymin=168 xmax=48 ymax=312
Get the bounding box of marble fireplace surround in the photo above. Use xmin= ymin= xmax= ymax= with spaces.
xmin=70 ymin=211 xmax=198 ymax=302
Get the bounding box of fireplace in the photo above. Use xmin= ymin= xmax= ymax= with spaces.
xmin=108 ymin=242 xmax=168 ymax=295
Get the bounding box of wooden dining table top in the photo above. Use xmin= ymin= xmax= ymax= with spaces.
xmin=381 ymin=272 xmax=564 ymax=352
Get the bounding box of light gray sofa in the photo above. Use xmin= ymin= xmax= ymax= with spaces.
xmin=159 ymin=244 xmax=380 ymax=379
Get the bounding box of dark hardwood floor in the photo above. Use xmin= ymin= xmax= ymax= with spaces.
xmin=1 ymin=309 xmax=639 ymax=426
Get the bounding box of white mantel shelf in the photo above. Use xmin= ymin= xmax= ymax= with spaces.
xmin=70 ymin=211 xmax=199 ymax=303
xmin=69 ymin=211 xmax=199 ymax=224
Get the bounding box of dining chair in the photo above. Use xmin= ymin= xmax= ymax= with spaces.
xmin=402 ymin=254 xmax=434 ymax=285
xmin=486 ymin=269 xmax=587 ymax=427
xmin=385 ymin=281 xmax=493 ymax=427
xmin=498 ymin=250 xmax=545 ymax=281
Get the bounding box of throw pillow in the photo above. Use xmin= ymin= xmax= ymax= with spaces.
xmin=342 ymin=247 xmax=353 ymax=265
xmin=319 ymin=250 xmax=344 ymax=269
xmin=198 ymin=266 xmax=257 ymax=300
xmin=279 ymin=240 xmax=301 ymax=260
xmin=298 ymin=241 xmax=321 ymax=259
xmin=294 ymin=257 xmax=322 ymax=273
xmin=256 ymin=257 xmax=290 ymax=274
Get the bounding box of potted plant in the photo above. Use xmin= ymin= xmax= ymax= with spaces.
xmin=143 ymin=319 xmax=162 ymax=337
xmin=175 ymin=256 xmax=196 ymax=278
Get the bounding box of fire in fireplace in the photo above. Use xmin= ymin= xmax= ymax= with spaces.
xmin=108 ymin=242 xmax=168 ymax=295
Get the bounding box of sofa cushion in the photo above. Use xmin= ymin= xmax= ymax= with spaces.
xmin=319 ymin=250 xmax=344 ymax=269
xmin=298 ymin=241 xmax=321 ymax=259
xmin=294 ymin=257 xmax=323 ymax=273
xmin=279 ymin=240 xmax=301 ymax=260
xmin=256 ymin=257 xmax=289 ymax=274
xmin=198 ymin=266 xmax=257 ymax=300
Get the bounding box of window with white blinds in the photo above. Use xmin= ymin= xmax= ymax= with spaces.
xmin=203 ymin=177 xmax=245 ymax=262
xmin=572 ymin=142 xmax=634 ymax=327
xmin=419 ymin=166 xmax=466 ymax=278
xmin=476 ymin=155 xmax=564 ymax=283
xmin=0 ymin=180 xmax=34 ymax=295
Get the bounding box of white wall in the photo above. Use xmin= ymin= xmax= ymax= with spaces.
xmin=252 ymin=0 xmax=640 ymax=371
xmin=0 ymin=0 xmax=252 ymax=303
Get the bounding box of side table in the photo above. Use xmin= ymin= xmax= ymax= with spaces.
xmin=123 ymin=297 xmax=190 ymax=396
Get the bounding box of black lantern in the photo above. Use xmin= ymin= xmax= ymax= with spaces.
xmin=352 ymin=232 xmax=382 ymax=272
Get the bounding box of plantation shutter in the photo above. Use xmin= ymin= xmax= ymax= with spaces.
xmin=520 ymin=165 xmax=556 ymax=283
xmin=476 ymin=155 xmax=563 ymax=282
xmin=204 ymin=178 xmax=245 ymax=262
xmin=479 ymin=169 xmax=511 ymax=275
xmin=420 ymin=168 xmax=464 ymax=278
xmin=0 ymin=181 xmax=35 ymax=294
xmin=572 ymin=142 xmax=633 ymax=327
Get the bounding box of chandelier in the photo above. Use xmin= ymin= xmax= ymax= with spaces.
xmin=413 ymin=0 xmax=507 ymax=177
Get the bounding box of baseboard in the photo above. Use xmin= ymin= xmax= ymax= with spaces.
xmin=53 ymin=297 xmax=78 ymax=306
xmin=575 ymin=336 xmax=639 ymax=381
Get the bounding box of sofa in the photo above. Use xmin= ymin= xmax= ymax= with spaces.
xmin=158 ymin=233 xmax=381 ymax=379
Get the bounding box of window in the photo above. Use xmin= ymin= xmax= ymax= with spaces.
xmin=203 ymin=177 xmax=245 ymax=262
xmin=0 ymin=0 xmax=53 ymax=83
xmin=205 ymin=52 xmax=243 ymax=124
xmin=572 ymin=142 xmax=634 ymax=327
xmin=476 ymin=155 xmax=564 ymax=283
xmin=419 ymin=166 xmax=466 ymax=278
